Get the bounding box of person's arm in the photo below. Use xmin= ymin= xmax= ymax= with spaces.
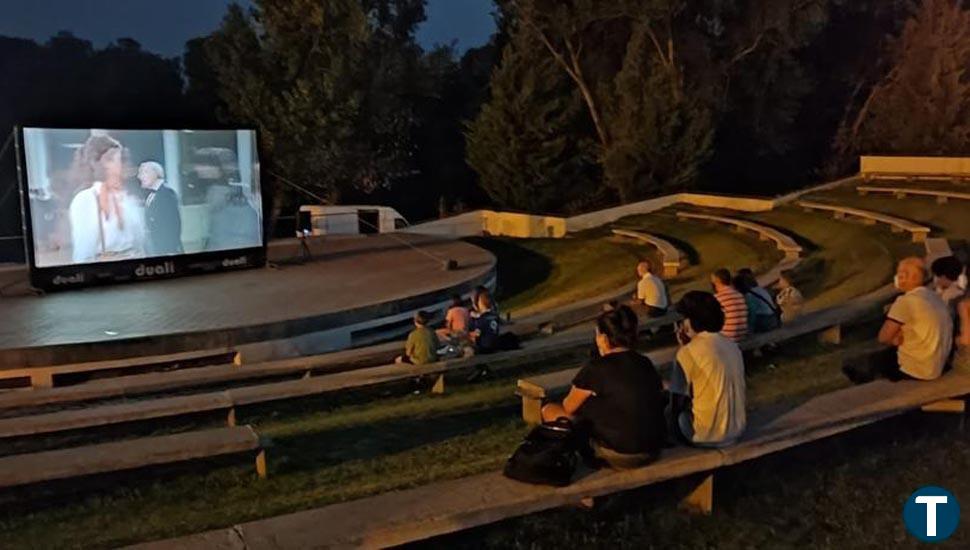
xmin=541 ymin=386 xmax=594 ymax=422
xmin=878 ymin=319 xmax=902 ymax=346
xmin=880 ymin=297 xmax=908 ymax=347
xmin=958 ymin=299 xmax=970 ymax=347
xmin=404 ymin=332 xmax=416 ymax=360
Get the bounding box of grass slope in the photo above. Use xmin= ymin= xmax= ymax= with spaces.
xmin=0 ymin=329 xmax=870 ymax=549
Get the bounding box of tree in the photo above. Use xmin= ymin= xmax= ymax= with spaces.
xmin=832 ymin=0 xmax=970 ymax=165
xmin=205 ymin=0 xmax=425 ymax=228
xmin=465 ymin=31 xmax=598 ymax=213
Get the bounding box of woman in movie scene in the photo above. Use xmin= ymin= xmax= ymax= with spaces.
xmin=68 ymin=135 xmax=146 ymax=263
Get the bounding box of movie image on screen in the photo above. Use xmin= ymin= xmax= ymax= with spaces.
xmin=21 ymin=128 xmax=263 ymax=268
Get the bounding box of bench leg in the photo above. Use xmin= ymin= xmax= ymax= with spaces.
xmin=680 ymin=473 xmax=714 ymax=515
xmin=833 ymin=211 xmax=845 ymax=220
xmin=894 ymin=192 xmax=907 ymax=199
xmin=922 ymin=399 xmax=966 ymax=431
xmin=255 ymin=449 xmax=268 ymax=479
xmin=936 ymin=195 xmax=948 ymax=204
xmin=912 ymin=233 xmax=927 ymax=243
xmin=818 ymin=324 xmax=842 ymax=345
xmin=431 ymin=374 xmax=445 ymax=395
xmin=522 ymin=395 xmax=543 ymax=426
xmin=31 ymin=372 xmax=54 ymax=389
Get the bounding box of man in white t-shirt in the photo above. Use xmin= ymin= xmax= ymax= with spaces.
xmin=668 ymin=291 xmax=746 ymax=447
xmin=634 ymin=260 xmax=669 ymax=318
xmin=844 ymin=257 xmax=953 ymax=383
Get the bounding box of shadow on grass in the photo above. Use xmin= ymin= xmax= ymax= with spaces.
xmin=466 ymin=237 xmax=553 ymax=302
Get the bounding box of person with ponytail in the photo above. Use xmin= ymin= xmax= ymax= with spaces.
xmin=541 ymin=305 xmax=666 ymax=469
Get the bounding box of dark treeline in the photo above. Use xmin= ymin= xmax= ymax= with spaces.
xmin=1 ymin=0 xmax=967 ymax=262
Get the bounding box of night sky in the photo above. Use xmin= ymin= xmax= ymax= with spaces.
xmin=0 ymin=0 xmax=496 ymax=57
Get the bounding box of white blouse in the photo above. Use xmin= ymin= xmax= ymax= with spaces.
xmin=68 ymin=181 xmax=146 ymax=263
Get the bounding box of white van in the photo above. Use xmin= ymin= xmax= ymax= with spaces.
xmin=298 ymin=205 xmax=410 ymax=236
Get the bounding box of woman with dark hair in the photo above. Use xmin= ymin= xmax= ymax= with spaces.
xmin=541 ymin=305 xmax=666 ymax=469
xmin=669 ymin=291 xmax=747 ymax=447
xmin=734 ymin=267 xmax=780 ymax=333
xmin=68 ymin=134 xmax=145 ymax=263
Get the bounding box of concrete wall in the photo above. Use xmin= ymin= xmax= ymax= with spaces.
xmin=482 ymin=211 xmax=567 ymax=238
xmin=861 ymin=156 xmax=970 ymax=176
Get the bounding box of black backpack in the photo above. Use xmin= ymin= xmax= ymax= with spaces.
xmin=503 ymin=418 xmax=579 ymax=487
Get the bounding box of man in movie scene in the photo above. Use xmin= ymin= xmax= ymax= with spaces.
xmin=68 ymin=135 xmax=146 ymax=263
xmin=138 ymin=161 xmax=183 ymax=256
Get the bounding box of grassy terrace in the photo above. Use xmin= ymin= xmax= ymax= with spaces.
xmin=0 ymin=325 xmax=877 ymax=549
xmin=469 ymin=219 xmax=780 ymax=316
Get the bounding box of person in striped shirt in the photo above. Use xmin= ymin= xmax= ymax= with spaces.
xmin=711 ymin=268 xmax=748 ymax=341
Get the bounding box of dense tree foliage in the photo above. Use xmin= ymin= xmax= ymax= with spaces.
xmin=832 ymin=0 xmax=970 ymax=167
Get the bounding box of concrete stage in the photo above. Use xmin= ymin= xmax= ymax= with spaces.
xmin=0 ymin=234 xmax=495 ymax=368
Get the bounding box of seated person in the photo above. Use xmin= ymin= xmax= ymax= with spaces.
xmin=472 ymin=285 xmax=500 ymax=319
xmin=668 ymin=291 xmax=747 ymax=448
xmin=954 ymin=296 xmax=970 ymax=372
xmin=396 ymin=311 xmax=440 ymax=365
xmin=843 ymin=257 xmax=953 ymax=383
xmin=633 ymin=259 xmax=669 ymax=318
xmin=541 ymin=305 xmax=666 ymax=469
xmin=931 ymin=255 xmax=967 ymax=312
xmin=470 ymin=292 xmax=501 ymax=354
xmin=775 ymin=269 xmax=804 ymax=323
xmin=735 ymin=268 xmax=780 ymax=333
xmin=437 ymin=294 xmax=471 ymax=341
xmin=712 ymin=268 xmax=748 ymax=342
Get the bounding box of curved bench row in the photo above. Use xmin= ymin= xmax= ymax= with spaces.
xmin=857 ymin=185 xmax=970 ymax=204
xmin=676 ymin=211 xmax=803 ymax=261
xmin=798 ymin=200 xmax=930 ymax=243
xmin=611 ymin=229 xmax=686 ymax=277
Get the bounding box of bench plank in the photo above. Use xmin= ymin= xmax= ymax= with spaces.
xmin=0 ymin=425 xmax=261 ymax=488
xmin=675 ymin=212 xmax=803 ymax=260
xmin=857 ymin=186 xmax=970 ymax=203
xmin=134 ymin=370 xmax=970 ymax=550
xmin=798 ymin=201 xmax=930 ymax=242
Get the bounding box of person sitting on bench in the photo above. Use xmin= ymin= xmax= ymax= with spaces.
xmin=712 ymin=268 xmax=748 ymax=342
xmin=734 ymin=268 xmax=781 ymax=333
xmin=844 ymin=257 xmax=953 ymax=383
xmin=396 ymin=311 xmax=440 ymax=365
xmin=954 ymin=295 xmax=970 ymax=372
xmin=541 ymin=305 xmax=666 ymax=469
xmin=470 ymin=292 xmax=501 ymax=354
xmin=634 ymin=259 xmax=669 ymax=318
xmin=437 ymin=294 xmax=470 ymax=342
xmin=775 ymin=270 xmax=804 ymax=323
xmin=931 ymin=255 xmax=967 ymax=312
xmin=668 ymin=291 xmax=747 ymax=448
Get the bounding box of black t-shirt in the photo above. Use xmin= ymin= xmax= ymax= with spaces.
xmin=572 ymin=350 xmax=666 ymax=455
xmin=472 ymin=310 xmax=500 ymax=351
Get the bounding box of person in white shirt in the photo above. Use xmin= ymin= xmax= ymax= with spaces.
xmin=844 ymin=257 xmax=953 ymax=383
xmin=68 ymin=135 xmax=145 ymax=263
xmin=634 ymin=259 xmax=669 ymax=318
xmin=668 ymin=290 xmax=747 ymax=447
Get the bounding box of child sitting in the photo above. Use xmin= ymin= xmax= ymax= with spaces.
xmin=396 ymin=311 xmax=440 ymax=365
xmin=775 ymin=270 xmax=804 ymax=323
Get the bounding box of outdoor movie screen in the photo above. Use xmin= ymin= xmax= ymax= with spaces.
xmin=20 ymin=128 xmax=263 ymax=268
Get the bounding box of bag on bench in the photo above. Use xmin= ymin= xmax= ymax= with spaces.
xmin=503 ymin=418 xmax=578 ymax=486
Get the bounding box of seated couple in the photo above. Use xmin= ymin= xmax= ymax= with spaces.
xmin=844 ymin=257 xmax=959 ymax=383
xmin=541 ymin=292 xmax=746 ymax=470
xmin=396 ymin=290 xmax=502 ymax=365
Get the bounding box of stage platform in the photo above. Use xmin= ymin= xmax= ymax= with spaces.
xmin=0 ymin=234 xmax=495 ymax=368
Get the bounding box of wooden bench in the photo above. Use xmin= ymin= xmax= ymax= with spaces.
xmin=798 ymin=201 xmax=930 ymax=243
xmin=676 ymin=212 xmax=803 ymax=261
xmin=516 ymin=285 xmax=895 ymax=424
xmin=0 ymin=348 xmax=241 ymax=389
xmin=0 ymin=425 xmax=265 ymax=489
xmin=857 ymin=186 xmax=970 ymax=204
xmin=130 ymin=373 xmax=970 ymax=550
xmin=612 ymin=229 xmax=687 ymax=277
